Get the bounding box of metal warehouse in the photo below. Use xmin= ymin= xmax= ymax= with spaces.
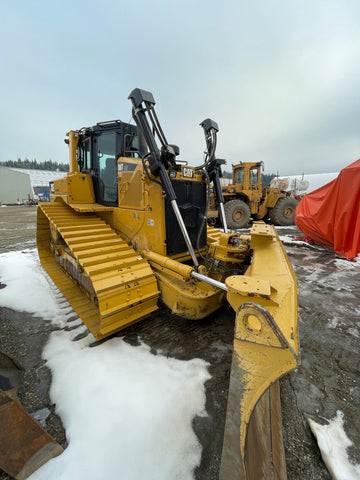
xmin=0 ymin=167 xmax=32 ymax=204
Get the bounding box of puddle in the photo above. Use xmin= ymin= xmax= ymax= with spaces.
xmin=0 ymin=353 xmax=22 ymax=392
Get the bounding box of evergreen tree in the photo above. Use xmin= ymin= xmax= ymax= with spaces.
xmin=262 ymin=173 xmax=276 ymax=187
xmin=0 ymin=158 xmax=69 ymax=172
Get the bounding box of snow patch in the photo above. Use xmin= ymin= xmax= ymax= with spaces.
xmin=327 ymin=316 xmax=341 ymax=329
xmin=278 ymin=234 xmax=326 ymax=250
xmin=0 ymin=249 xmax=62 ymax=322
xmin=335 ymin=257 xmax=360 ymax=270
xmin=308 ymin=411 xmax=360 ymax=480
xmin=29 ymin=331 xmax=210 ymax=480
xmin=348 ymin=327 xmax=360 ymax=339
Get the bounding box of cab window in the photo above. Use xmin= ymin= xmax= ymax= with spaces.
xmin=79 ymin=139 xmax=91 ymax=171
xmin=124 ymin=134 xmax=140 ymax=158
xmin=250 ymin=168 xmax=258 ymax=185
xmin=236 ymin=169 xmax=244 ymax=183
xmin=98 ymin=133 xmax=117 ymax=202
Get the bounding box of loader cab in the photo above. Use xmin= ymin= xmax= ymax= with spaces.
xmin=233 ymin=162 xmax=262 ymax=191
xmin=77 ymin=121 xmax=140 ymax=206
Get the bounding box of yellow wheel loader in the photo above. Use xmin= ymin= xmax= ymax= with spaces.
xmin=36 ymin=89 xmax=299 ymax=479
xmin=208 ymin=160 xmax=299 ymax=229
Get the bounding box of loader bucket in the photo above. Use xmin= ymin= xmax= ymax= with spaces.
xmin=221 ymin=223 xmax=299 ymax=479
xmin=0 ymin=391 xmax=63 ymax=479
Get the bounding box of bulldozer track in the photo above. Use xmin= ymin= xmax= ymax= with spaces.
xmin=37 ymin=201 xmax=160 ymax=340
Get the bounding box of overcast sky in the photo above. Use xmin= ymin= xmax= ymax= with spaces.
xmin=1 ymin=0 xmax=360 ymax=175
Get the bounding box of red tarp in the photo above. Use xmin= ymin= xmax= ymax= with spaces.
xmin=295 ymin=159 xmax=360 ymax=260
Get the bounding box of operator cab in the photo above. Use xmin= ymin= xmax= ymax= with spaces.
xmin=76 ymin=121 xmax=143 ymax=206
xmin=232 ymin=162 xmax=262 ymax=191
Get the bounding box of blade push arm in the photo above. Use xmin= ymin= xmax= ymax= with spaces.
xmin=128 ymin=88 xmax=200 ymax=269
xmin=128 ymin=88 xmax=178 ymax=201
xmin=200 ymin=118 xmax=228 ymax=232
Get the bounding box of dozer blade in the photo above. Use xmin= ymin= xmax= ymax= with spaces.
xmin=36 ymin=201 xmax=160 ymax=340
xmin=221 ymin=223 xmax=299 ymax=479
xmin=0 ymin=391 xmax=63 ymax=480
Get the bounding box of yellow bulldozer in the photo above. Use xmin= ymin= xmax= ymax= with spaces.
xmin=208 ymin=158 xmax=299 ymax=229
xmin=36 ymin=89 xmax=299 ymax=479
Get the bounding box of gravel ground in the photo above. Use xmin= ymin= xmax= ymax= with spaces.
xmin=0 ymin=205 xmax=359 ymax=479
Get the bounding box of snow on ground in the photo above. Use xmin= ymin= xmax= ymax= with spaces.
xmin=0 ymin=250 xmax=211 ymax=480
xmin=279 ymin=232 xmax=360 ymax=262
xmin=31 ymin=332 xmax=210 ymax=480
xmin=0 ymin=249 xmax=62 ymax=322
xmin=278 ymin=233 xmax=322 ymax=249
xmin=308 ymin=412 xmax=360 ymax=480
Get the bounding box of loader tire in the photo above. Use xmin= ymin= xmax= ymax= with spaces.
xmin=269 ymin=197 xmax=298 ymax=226
xmin=224 ymin=200 xmax=251 ymax=229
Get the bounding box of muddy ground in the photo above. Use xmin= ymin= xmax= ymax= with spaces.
xmin=0 ymin=205 xmax=359 ymax=479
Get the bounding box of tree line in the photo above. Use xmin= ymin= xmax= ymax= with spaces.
xmin=0 ymin=158 xmax=69 ymax=172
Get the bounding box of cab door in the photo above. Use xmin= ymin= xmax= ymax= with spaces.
xmin=93 ymin=132 xmax=118 ymax=206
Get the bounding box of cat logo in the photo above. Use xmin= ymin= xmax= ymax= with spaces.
xmin=182 ymin=167 xmax=194 ymax=178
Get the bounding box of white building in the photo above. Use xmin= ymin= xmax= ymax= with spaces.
xmin=11 ymin=168 xmax=67 ymax=202
xmin=0 ymin=167 xmax=33 ymax=204
xmin=11 ymin=168 xmax=66 ymax=188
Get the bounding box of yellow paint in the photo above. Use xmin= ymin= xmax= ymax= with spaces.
xmin=51 ymin=173 xmax=96 ymax=204
xmin=67 ymin=130 xmax=79 ymax=174
xmin=143 ymin=250 xmax=194 ymax=279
